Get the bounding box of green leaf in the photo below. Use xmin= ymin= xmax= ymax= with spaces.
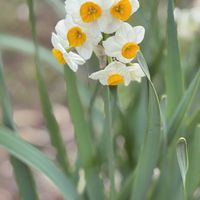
xmin=167 ymin=70 xmax=200 ymax=144
xmin=27 ymin=0 xmax=70 ymax=175
xmin=131 ymin=52 xmax=162 ymax=200
xmin=0 ymin=54 xmax=39 ymax=200
xmin=0 ymin=127 xmax=79 ymax=200
xmin=63 ymin=66 xmax=105 ymax=200
xmin=186 ymin=125 xmax=200 ymax=199
xmin=187 ymin=108 xmax=200 ymax=133
xmin=166 ymin=0 xmax=184 ymax=118
xmin=0 ymin=34 xmax=63 ymax=74
xmin=176 ymin=137 xmax=189 ymax=189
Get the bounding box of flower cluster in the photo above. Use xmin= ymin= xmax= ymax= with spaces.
xmin=51 ymin=0 xmax=146 ymax=86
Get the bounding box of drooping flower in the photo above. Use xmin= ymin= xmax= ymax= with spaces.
xmin=103 ymin=23 xmax=145 ymax=63
xmin=89 ymin=61 xmax=145 ymax=86
xmin=51 ymin=33 xmax=85 ymax=72
xmin=98 ymin=0 xmax=140 ymax=33
xmin=65 ymin=0 xmax=113 ymax=35
xmin=55 ymin=15 xmax=102 ymax=60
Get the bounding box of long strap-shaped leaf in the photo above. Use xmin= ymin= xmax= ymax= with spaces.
xmin=26 ymin=0 xmax=70 ymax=175
xmin=167 ymin=69 xmax=200 ymax=144
xmin=186 ymin=125 xmax=200 ymax=199
xmin=166 ymin=0 xmax=184 ymax=118
xmin=0 ymin=127 xmax=79 ymax=200
xmin=63 ymin=66 xmax=105 ymax=200
xmin=0 ymin=54 xmax=39 ymax=200
xmin=176 ymin=137 xmax=189 ymax=200
xmin=131 ymin=52 xmax=162 ymax=200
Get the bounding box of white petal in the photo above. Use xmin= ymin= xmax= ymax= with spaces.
xmin=63 ymin=51 xmax=85 ymax=72
xmin=65 ymin=0 xmax=80 ymax=15
xmin=131 ymin=0 xmax=140 ymax=13
xmin=69 ymin=52 xmax=85 ymax=65
xmin=116 ymin=53 xmax=133 ymax=64
xmin=55 ymin=19 xmax=67 ymax=40
xmin=76 ymin=42 xmax=93 ymax=60
xmin=51 ymin=33 xmax=66 ymax=53
xmin=89 ymin=70 xmax=108 ymax=85
xmin=98 ymin=11 xmax=122 ymax=34
xmin=98 ymin=0 xmax=114 ymax=8
xmin=128 ymin=26 xmax=145 ymax=44
xmin=106 ymin=61 xmax=126 ymax=70
xmin=128 ymin=63 xmax=145 ymax=82
xmin=116 ymin=23 xmax=133 ymax=39
xmin=51 ymin=33 xmax=59 ymax=48
xmin=103 ymin=37 xmax=121 ymax=57
xmin=64 ymin=15 xmax=76 ymax=30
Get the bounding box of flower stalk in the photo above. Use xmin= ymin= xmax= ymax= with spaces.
xmin=104 ymin=86 xmax=116 ymax=199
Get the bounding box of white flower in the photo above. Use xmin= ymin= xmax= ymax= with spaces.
xmin=65 ymin=0 xmax=113 ymax=35
xmin=128 ymin=63 xmax=145 ymax=82
xmin=89 ymin=61 xmax=145 ymax=86
xmin=103 ymin=23 xmax=145 ymax=63
xmin=51 ymin=33 xmax=85 ymax=72
xmin=98 ymin=0 xmax=140 ymax=34
xmin=55 ymin=15 xmax=102 ymax=60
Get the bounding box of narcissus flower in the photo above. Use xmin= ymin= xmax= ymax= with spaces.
xmin=51 ymin=33 xmax=85 ymax=72
xmin=51 ymin=0 xmax=145 ymax=77
xmin=65 ymin=0 xmax=113 ymax=35
xmin=89 ymin=61 xmax=144 ymax=86
xmin=55 ymin=15 xmax=102 ymax=60
xmin=99 ymin=0 xmax=140 ymax=33
xmin=103 ymin=23 xmax=145 ymax=63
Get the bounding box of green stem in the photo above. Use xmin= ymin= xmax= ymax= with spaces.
xmin=27 ymin=0 xmax=70 ymax=175
xmin=63 ymin=65 xmax=104 ymax=200
xmin=104 ymin=87 xmax=115 ymax=199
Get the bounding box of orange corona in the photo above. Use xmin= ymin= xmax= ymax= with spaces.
xmin=80 ymin=2 xmax=102 ymax=23
xmin=107 ymin=74 xmax=124 ymax=86
xmin=52 ymin=48 xmax=66 ymax=64
xmin=122 ymin=42 xmax=140 ymax=59
xmin=67 ymin=27 xmax=87 ymax=47
xmin=110 ymin=0 xmax=132 ymax=21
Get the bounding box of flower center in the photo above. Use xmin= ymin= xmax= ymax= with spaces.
xmin=107 ymin=73 xmax=124 ymax=86
xmin=110 ymin=0 xmax=132 ymax=21
xmin=67 ymin=27 xmax=87 ymax=47
xmin=122 ymin=42 xmax=140 ymax=59
xmin=80 ymin=1 xmax=102 ymax=23
xmin=52 ymin=48 xmax=66 ymax=64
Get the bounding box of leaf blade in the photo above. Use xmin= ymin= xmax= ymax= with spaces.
xmin=0 ymin=127 xmax=79 ymax=200
xmin=167 ymin=70 xmax=200 ymax=143
xmin=166 ymin=0 xmax=184 ymax=118
xmin=176 ymin=137 xmax=189 ymax=189
xmin=27 ymin=0 xmax=70 ymax=175
xmin=63 ymin=66 xmax=105 ymax=200
xmin=131 ymin=52 xmax=162 ymax=200
xmin=0 ymin=54 xmax=39 ymax=200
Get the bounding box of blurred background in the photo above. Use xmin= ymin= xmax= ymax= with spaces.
xmin=0 ymin=0 xmax=200 ymax=199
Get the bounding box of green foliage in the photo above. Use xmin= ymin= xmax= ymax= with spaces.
xmin=0 ymin=127 xmax=79 ymax=200
xmin=27 ymin=0 xmax=70 ymax=176
xmin=0 ymin=54 xmax=39 ymax=200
